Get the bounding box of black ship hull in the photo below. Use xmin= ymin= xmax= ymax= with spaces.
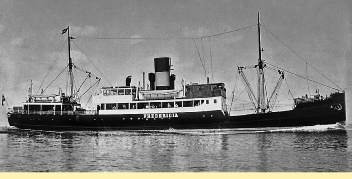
xmin=7 ymin=93 xmax=346 ymax=131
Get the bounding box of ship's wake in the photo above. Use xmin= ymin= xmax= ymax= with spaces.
xmin=266 ymin=123 xmax=345 ymax=133
xmin=151 ymin=123 xmax=346 ymax=135
xmin=0 ymin=123 xmax=19 ymax=134
xmin=0 ymin=123 xmax=346 ymax=135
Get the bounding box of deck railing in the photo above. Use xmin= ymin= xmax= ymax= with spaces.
xmin=11 ymin=110 xmax=97 ymax=115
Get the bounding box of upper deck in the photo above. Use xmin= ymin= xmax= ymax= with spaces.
xmin=185 ymin=83 xmax=226 ymax=99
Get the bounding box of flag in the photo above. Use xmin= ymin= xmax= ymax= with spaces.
xmin=62 ymin=27 xmax=68 ymax=34
xmin=1 ymin=94 xmax=5 ymax=106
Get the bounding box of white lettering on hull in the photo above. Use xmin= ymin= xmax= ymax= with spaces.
xmin=144 ymin=113 xmax=178 ymax=119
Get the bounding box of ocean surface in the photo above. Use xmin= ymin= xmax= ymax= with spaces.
xmin=0 ymin=119 xmax=351 ymax=172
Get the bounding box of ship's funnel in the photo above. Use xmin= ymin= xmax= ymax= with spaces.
xmin=154 ymin=57 xmax=171 ymax=90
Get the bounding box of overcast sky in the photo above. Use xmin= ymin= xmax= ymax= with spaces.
xmin=1 ymin=0 xmax=351 ymax=123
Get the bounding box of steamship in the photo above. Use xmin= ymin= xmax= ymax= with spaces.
xmin=7 ymin=13 xmax=346 ymax=130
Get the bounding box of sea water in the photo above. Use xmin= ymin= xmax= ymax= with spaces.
xmin=0 ymin=119 xmax=351 ymax=172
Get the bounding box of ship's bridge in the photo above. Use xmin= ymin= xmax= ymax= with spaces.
xmin=100 ymin=86 xmax=137 ymax=97
xmin=92 ymin=86 xmax=137 ymax=108
xmin=138 ymin=89 xmax=183 ymax=100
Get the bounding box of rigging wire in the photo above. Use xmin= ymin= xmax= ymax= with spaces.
xmin=265 ymin=63 xmax=295 ymax=100
xmin=72 ymin=41 xmax=113 ymax=86
xmin=65 ymin=68 xmax=69 ymax=95
xmin=76 ymin=73 xmax=90 ymax=94
xmin=193 ymin=38 xmax=207 ymax=76
xmin=80 ymin=36 xmax=192 ymax=40
xmin=84 ymin=94 xmax=94 ymax=109
xmin=285 ymin=78 xmax=295 ymax=100
xmin=74 ymin=65 xmax=101 ymax=80
xmin=229 ymin=72 xmax=238 ymax=112
xmin=278 ymin=85 xmax=292 ymax=104
xmin=260 ymin=24 xmax=343 ymax=91
xmin=72 ymin=65 xmax=101 ymax=102
xmin=306 ymin=62 xmax=311 ymax=96
xmin=36 ymin=39 xmax=67 ymax=95
xmin=265 ymin=62 xmax=341 ymax=91
xmin=76 ymin=24 xmax=257 ymax=40
xmin=263 ymin=30 xmax=295 ymax=100
xmin=73 ymin=67 xmax=79 ymax=99
xmin=73 ymin=24 xmax=256 ymax=84
xmin=83 ymin=80 xmax=101 ymax=109
xmin=232 ymin=71 xmax=257 ymax=110
xmin=201 ymin=38 xmax=206 ymax=75
xmin=42 ymin=65 xmax=68 ymax=94
xmin=79 ymin=79 xmax=100 ymax=99
xmin=208 ymin=37 xmax=214 ymax=82
xmin=203 ymin=24 xmax=257 ymax=38
xmin=82 ymin=80 xmax=100 ymax=109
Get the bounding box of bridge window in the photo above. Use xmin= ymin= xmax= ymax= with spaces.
xmin=138 ymin=102 xmax=149 ymax=109
xmin=175 ymin=101 xmax=182 ymax=107
xmin=55 ymin=105 xmax=61 ymax=111
xmin=162 ymin=102 xmax=174 ymax=108
xmin=118 ymin=103 xmax=129 ymax=109
xmin=125 ymin=89 xmax=131 ymax=95
xmin=131 ymin=103 xmax=137 ymax=109
xmin=62 ymin=105 xmax=73 ymax=111
xmin=29 ymin=105 xmax=40 ymax=111
xmin=42 ymin=105 xmax=54 ymax=111
xmin=118 ymin=89 xmax=124 ymax=95
xmin=183 ymin=101 xmax=193 ymax=107
xmin=150 ymin=102 xmax=161 ymax=108
xmin=106 ymin=103 xmax=117 ymax=110
xmin=112 ymin=89 xmax=117 ymax=95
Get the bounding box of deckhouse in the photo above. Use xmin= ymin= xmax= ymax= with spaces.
xmin=91 ymin=57 xmax=228 ymax=116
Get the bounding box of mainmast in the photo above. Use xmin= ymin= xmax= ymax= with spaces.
xmin=257 ymin=12 xmax=266 ymax=113
xmin=238 ymin=13 xmax=285 ymax=113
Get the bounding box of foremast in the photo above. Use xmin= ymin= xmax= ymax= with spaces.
xmin=63 ymin=26 xmax=75 ymax=103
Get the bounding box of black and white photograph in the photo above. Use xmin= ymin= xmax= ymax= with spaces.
xmin=0 ymin=0 xmax=351 ymax=172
